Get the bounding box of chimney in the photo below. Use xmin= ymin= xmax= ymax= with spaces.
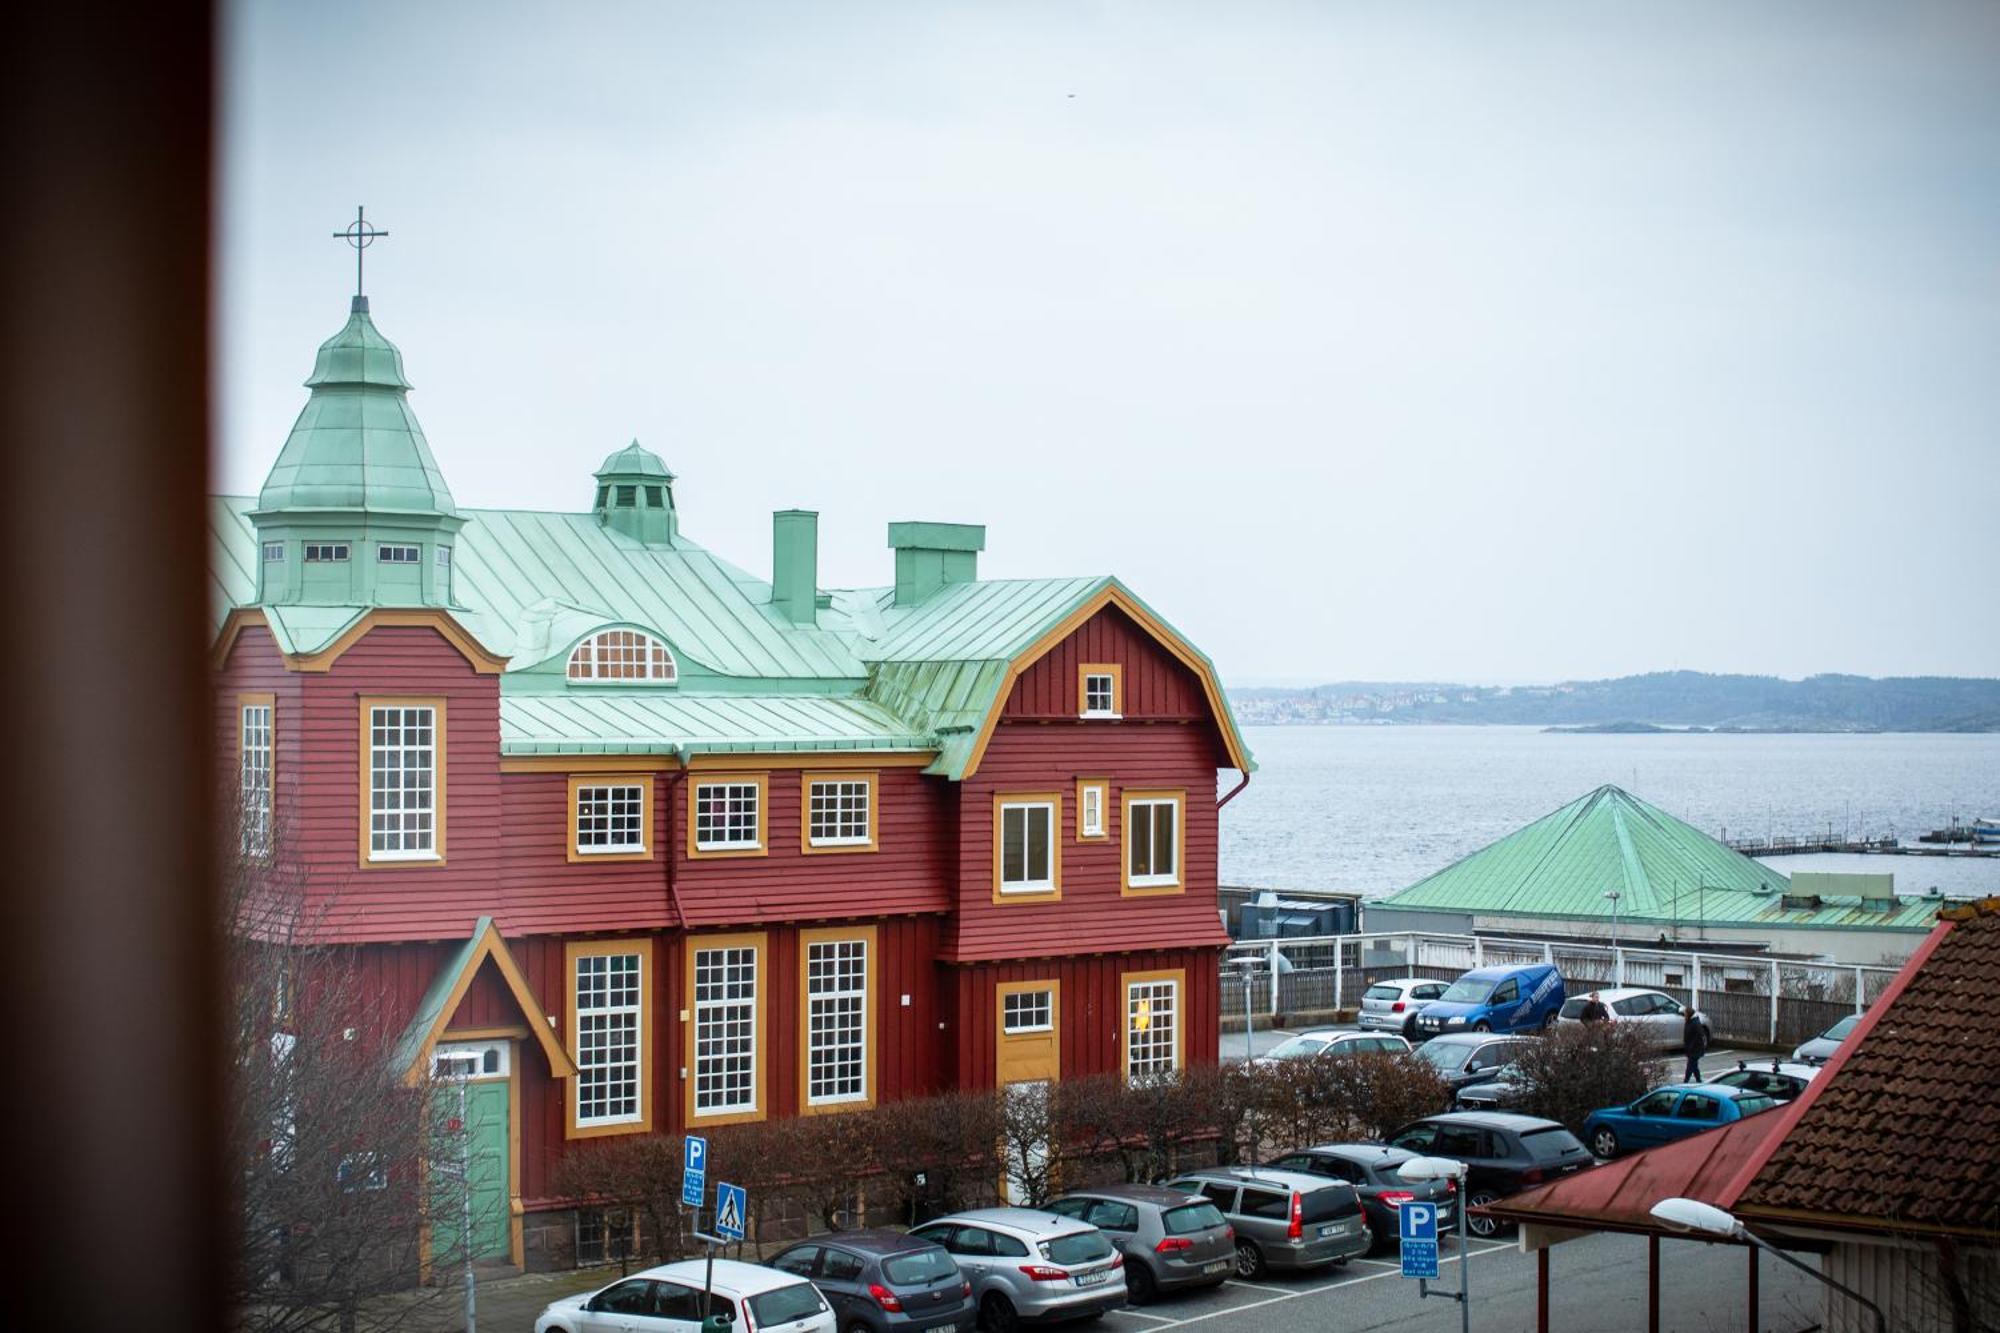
xmin=888 ymin=522 xmax=986 ymax=605
xmin=772 ymin=509 xmax=819 ymax=624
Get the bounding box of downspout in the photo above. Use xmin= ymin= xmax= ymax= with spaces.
xmin=662 ymin=761 xmax=689 ymax=930
xmin=1217 ymin=770 xmax=1251 ymax=810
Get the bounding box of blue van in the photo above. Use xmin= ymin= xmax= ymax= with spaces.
xmin=1411 ymin=964 xmax=1565 ymax=1039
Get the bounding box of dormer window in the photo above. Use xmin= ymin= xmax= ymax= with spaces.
xmin=261 ymin=542 xmax=284 ymax=562
xmin=567 ymin=628 xmax=678 ymax=683
xmin=1079 ymin=663 xmax=1122 ymax=718
xmin=303 ymin=542 xmax=349 ymax=563
xmin=378 ymin=544 xmax=420 ymax=563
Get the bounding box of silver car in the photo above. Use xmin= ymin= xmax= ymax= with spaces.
xmin=1252 ymin=1029 xmax=1411 ymax=1067
xmin=1164 ymin=1166 xmax=1370 ymax=1278
xmin=1045 ymin=1184 xmax=1234 ymax=1303
xmin=1357 ymin=978 xmax=1451 ymax=1037
xmin=909 ymin=1208 xmax=1125 ymax=1329
xmin=1792 ymin=1012 xmax=1862 ymax=1065
xmin=1556 ymin=987 xmax=1704 ymax=1051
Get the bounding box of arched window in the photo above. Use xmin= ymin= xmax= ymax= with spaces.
xmin=567 ymin=629 xmax=677 ymax=683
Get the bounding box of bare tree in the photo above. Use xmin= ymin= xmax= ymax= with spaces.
xmin=222 ymin=825 xmax=459 ymax=1333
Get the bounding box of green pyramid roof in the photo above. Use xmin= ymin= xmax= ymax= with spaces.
xmin=1379 ymin=785 xmax=1786 ymax=922
xmin=255 ymin=298 xmax=456 ymax=516
xmin=595 ymin=440 xmax=675 ymax=480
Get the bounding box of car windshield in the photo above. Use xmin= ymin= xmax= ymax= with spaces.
xmin=1558 ymin=998 xmax=1588 ymax=1019
xmin=1042 ymin=1231 xmax=1113 ymax=1266
xmin=1823 ymin=1014 xmax=1861 ymax=1040
xmin=883 ymin=1248 xmax=957 ymax=1285
xmin=747 ymin=1283 xmax=825 ymax=1326
xmin=1438 ymin=978 xmax=1492 ymax=1004
xmin=1736 ymin=1094 xmax=1778 ymax=1116
xmin=1266 ymin=1036 xmax=1330 ymax=1061
xmin=1417 ymin=1042 xmax=1473 ymax=1073
xmin=1521 ymin=1126 xmax=1588 ymax=1161
xmin=1162 ymin=1202 xmax=1228 ymax=1235
xmin=1364 ymin=985 xmax=1402 ymax=1002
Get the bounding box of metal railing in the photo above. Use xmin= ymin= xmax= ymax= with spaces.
xmin=1221 ymin=931 xmax=1902 ymax=1048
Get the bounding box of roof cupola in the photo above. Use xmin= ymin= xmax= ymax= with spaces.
xmin=593 ymin=440 xmax=677 ymax=546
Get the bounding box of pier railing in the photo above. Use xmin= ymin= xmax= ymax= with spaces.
xmin=1221 ymin=931 xmax=1903 ymax=1049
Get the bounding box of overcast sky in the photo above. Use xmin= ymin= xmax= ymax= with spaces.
xmin=218 ymin=1 xmax=1999 ymax=685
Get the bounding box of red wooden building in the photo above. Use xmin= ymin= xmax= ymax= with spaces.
xmin=210 ymin=294 xmax=1254 ymax=1267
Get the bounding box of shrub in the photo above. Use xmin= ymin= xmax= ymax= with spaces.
xmin=1505 ymin=1023 xmax=1668 ymax=1134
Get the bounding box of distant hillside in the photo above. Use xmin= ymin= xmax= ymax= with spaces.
xmin=1228 ymin=672 xmax=2000 ymax=732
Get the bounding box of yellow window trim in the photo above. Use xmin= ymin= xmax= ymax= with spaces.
xmin=992 ymin=792 xmax=1064 ymax=903
xmin=566 ymin=773 xmax=656 ymax=863
xmin=1120 ymin=967 xmax=1188 ymax=1078
xmin=686 ymin=772 xmax=770 ymax=860
xmin=797 ymin=924 xmax=880 ymax=1115
xmin=684 ymin=931 xmax=770 ymax=1127
xmin=1077 ymin=661 xmax=1123 ymax=718
xmin=1120 ymin=789 xmax=1187 ymax=896
xmin=800 ymin=770 xmax=880 ymax=855
xmin=996 ymin=978 xmax=1062 ymax=1086
xmin=357 ymin=695 xmax=447 ymax=869
xmin=564 ymin=937 xmax=656 ymax=1140
xmin=1074 ymin=778 xmax=1110 ymax=842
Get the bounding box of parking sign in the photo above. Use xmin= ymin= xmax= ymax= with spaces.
xmin=681 ymin=1135 xmax=707 ymax=1208
xmin=1399 ymin=1200 xmax=1439 ymax=1280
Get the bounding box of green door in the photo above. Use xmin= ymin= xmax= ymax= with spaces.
xmin=430 ymin=1080 xmax=510 ymax=1263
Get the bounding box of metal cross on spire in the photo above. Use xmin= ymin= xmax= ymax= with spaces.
xmin=334 ymin=205 xmax=388 ymax=298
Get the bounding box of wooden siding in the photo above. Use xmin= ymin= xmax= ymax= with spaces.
xmin=947 ymin=948 xmax=1222 ymax=1090
xmin=498 ymin=772 xmax=678 ymax=935
xmin=213 ymin=624 xmax=306 ymax=824
xmin=1004 ymin=604 xmax=1211 ymax=722
xmin=945 ymin=722 xmax=1230 ymax=961
xmin=672 ymin=767 xmax=953 ymax=928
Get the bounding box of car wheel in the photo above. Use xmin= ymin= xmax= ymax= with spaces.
xmin=1473 ymin=1021 xmax=1491 ymax=1033
xmin=1541 ymin=1012 xmax=1558 ymax=1032
xmin=845 ymin=1323 xmax=875 ymax=1333
xmin=1235 ymin=1239 xmax=1267 ymax=1279
xmin=1403 ymin=1015 xmax=1421 ymax=1041
xmin=979 ymin=1291 xmax=1019 ymax=1333
xmin=1466 ymin=1191 xmax=1504 ymax=1238
xmin=1592 ymin=1127 xmax=1620 ymax=1159
xmin=1126 ymin=1260 xmax=1158 ymax=1304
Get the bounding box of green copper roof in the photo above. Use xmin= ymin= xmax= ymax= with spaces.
xmin=595 ymin=440 xmax=675 ymax=480
xmin=501 ymin=693 xmax=931 ymax=756
xmin=1379 ymin=786 xmax=1943 ymax=932
xmin=255 ymin=300 xmax=457 ymax=516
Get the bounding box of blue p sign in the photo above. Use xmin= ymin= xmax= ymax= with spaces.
xmin=1400 ymin=1201 xmax=1438 ymax=1243
xmin=684 ymin=1135 xmax=708 ymax=1176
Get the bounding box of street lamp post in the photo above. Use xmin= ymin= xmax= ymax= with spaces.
xmin=1649 ymin=1198 xmax=1887 ymax=1333
xmin=1399 ymin=1156 xmax=1471 ymax=1333
xmin=1602 ymin=890 xmax=1623 ymax=981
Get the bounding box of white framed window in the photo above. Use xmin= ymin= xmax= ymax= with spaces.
xmin=999 ymin=799 xmax=1056 ymax=893
xmin=807 ymin=777 xmax=871 ymax=848
xmin=261 ymin=541 xmax=284 ymax=562
xmin=1003 ymin=989 xmax=1054 ymax=1034
xmin=431 ymin=1040 xmax=509 ymax=1081
xmin=694 ymin=780 xmax=761 ymax=852
xmin=805 ymin=937 xmax=868 ymax=1105
xmin=693 ymin=945 xmax=757 ymax=1115
xmin=1079 ymin=663 xmax=1122 ymax=718
xmin=567 ymin=628 xmax=677 ymax=682
xmin=304 ymin=542 xmax=349 ymax=563
xmin=575 ymin=951 xmax=643 ymax=1127
xmin=378 ymin=544 xmax=420 ymax=563
xmin=239 ymin=700 xmax=273 ymax=857
xmin=366 ymin=703 xmax=438 ymax=860
xmin=1126 ymin=977 xmax=1180 ymax=1083
xmin=1078 ymin=782 xmax=1107 ymax=840
xmin=1126 ymin=795 xmax=1181 ymax=889
xmin=576 ymin=783 xmax=646 ymax=854
xmin=436 ymin=545 xmax=452 ymax=568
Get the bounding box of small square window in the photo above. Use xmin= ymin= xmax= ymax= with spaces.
xmin=436 ymin=546 xmax=452 ymax=568
xmin=1003 ymin=989 xmax=1053 ymax=1034
xmin=378 ymin=544 xmax=420 ymax=564
xmin=304 ymin=542 xmax=350 ymax=563
xmin=261 ymin=542 xmax=284 ymax=562
xmin=1079 ymin=664 xmax=1121 ymax=717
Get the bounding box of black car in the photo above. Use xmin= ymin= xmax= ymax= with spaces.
xmin=1265 ymin=1144 xmax=1458 ymax=1253
xmin=1453 ymin=1061 xmax=1529 ymax=1112
xmin=1409 ymin=1032 xmax=1531 ymax=1094
xmin=1385 ymin=1112 xmax=1593 ymax=1238
xmin=770 ymin=1228 xmax=974 ymax=1333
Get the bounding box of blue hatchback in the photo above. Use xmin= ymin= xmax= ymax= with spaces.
xmin=1583 ymin=1084 xmax=1778 ymax=1159
xmin=1412 ymin=964 xmax=1565 ymax=1039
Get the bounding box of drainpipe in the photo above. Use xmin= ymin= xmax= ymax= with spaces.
xmin=662 ymin=764 xmax=689 ymax=931
xmin=1217 ymin=771 xmax=1251 ymax=810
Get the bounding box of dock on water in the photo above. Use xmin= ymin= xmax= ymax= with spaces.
xmin=1725 ymin=834 xmax=1998 ymax=859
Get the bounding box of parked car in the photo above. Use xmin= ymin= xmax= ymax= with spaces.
xmin=1555 ymin=987 xmax=1707 ymax=1050
xmin=1358 ymin=978 xmax=1452 ymax=1038
xmin=1704 ymin=1059 xmax=1820 ymax=1103
xmin=1252 ymin=1029 xmax=1411 ymax=1067
xmin=1265 ymin=1143 xmax=1458 ymax=1252
xmin=1582 ymin=1084 xmax=1780 ymax=1159
xmin=1410 ymin=1031 xmax=1531 ymax=1094
xmin=1452 ymin=1061 xmax=1530 ymax=1112
xmin=1162 ymin=1166 xmax=1370 ymax=1278
xmin=908 ymin=1208 xmax=1125 ymax=1330
xmin=1792 ymin=1012 xmax=1863 ymax=1065
xmin=1043 ymin=1184 xmax=1234 ymax=1303
xmin=534 ymin=1257 xmax=834 ymax=1333
xmin=1411 ymin=964 xmax=1565 ymax=1038
xmin=771 ymin=1229 xmax=975 ymax=1333
xmin=1384 ymin=1112 xmax=1594 ymax=1238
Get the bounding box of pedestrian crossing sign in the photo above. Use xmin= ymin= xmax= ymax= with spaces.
xmin=714 ymin=1181 xmax=747 ymax=1241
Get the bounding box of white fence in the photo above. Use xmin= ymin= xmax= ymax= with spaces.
xmin=1221 ymin=931 xmax=1902 ymax=1048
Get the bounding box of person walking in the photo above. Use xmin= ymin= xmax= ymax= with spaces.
xmin=1682 ymin=1007 xmax=1710 ymax=1081
xmin=1578 ymin=992 xmax=1610 ymax=1024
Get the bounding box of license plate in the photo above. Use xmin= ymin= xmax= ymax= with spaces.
xmin=1202 ymin=1260 xmax=1230 ymax=1275
xmin=1318 ymin=1224 xmax=1339 ymax=1238
xmin=1075 ymin=1269 xmax=1110 ymax=1287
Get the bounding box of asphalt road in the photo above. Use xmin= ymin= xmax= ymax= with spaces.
xmin=1099 ymin=1230 xmax=1820 ymax=1332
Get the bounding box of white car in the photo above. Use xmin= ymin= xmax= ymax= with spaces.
xmin=1253 ymin=1029 xmax=1411 ymax=1067
xmin=535 ymin=1257 xmax=834 ymax=1333
xmin=1356 ymin=978 xmax=1451 ymax=1036
xmin=1556 ymin=987 xmax=1707 ymax=1051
